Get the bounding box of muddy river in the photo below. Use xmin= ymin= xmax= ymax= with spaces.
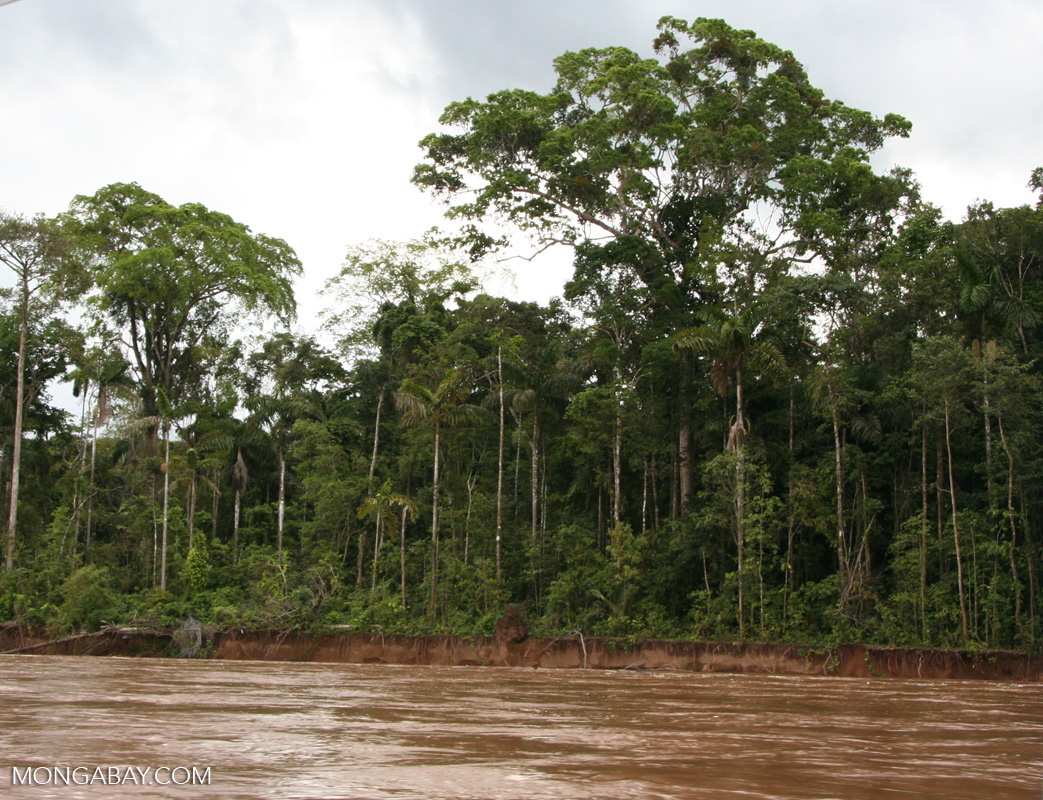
xmin=1 ymin=655 xmax=1040 ymax=798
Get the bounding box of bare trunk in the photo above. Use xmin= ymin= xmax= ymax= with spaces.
xmin=828 ymin=379 xmax=848 ymax=601
xmin=785 ymin=387 xmax=796 ymax=624
xmin=678 ymin=354 xmax=692 ymax=511
xmin=651 ymin=453 xmax=660 ymax=528
xmin=921 ymin=421 xmax=929 ymax=637
xmin=641 ymin=455 xmax=649 ymax=532
xmin=187 ymin=474 xmax=197 ymax=550
xmin=399 ymin=504 xmax=409 ymax=609
xmin=998 ymin=414 xmax=1023 ymax=634
xmin=277 ymin=447 xmax=286 ymax=556
xmin=370 ymin=513 xmax=382 ymax=594
xmin=430 ymin=420 xmax=441 ymax=609
xmin=982 ymin=351 xmax=996 ymax=511
xmin=612 ymin=400 xmax=622 ymax=527
xmin=160 ymin=425 xmax=170 ymax=591
xmin=734 ymin=366 xmax=746 ymax=640
xmin=945 ymin=398 xmax=970 ymax=639
xmin=86 ymin=407 xmax=99 ymax=555
xmin=233 ymin=488 xmax=241 ymax=553
xmin=5 ymin=287 xmax=27 ymax=571
xmin=531 ymin=415 xmax=539 ymax=547
xmin=369 ymin=386 xmax=384 ymax=480
xmin=496 ymin=346 xmax=505 ymax=584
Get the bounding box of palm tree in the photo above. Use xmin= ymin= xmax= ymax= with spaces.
xmin=396 ymin=368 xmax=483 ymax=610
xmin=357 ymin=479 xmax=416 ymax=598
xmin=675 ymin=305 xmax=786 ymax=638
xmin=198 ymin=416 xmax=267 ymax=559
xmin=247 ymin=395 xmax=309 ymax=557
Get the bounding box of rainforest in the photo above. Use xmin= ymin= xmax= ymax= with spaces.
xmin=2 ymin=17 xmax=1041 ymax=652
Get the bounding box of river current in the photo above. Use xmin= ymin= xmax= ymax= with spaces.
xmin=1 ymin=654 xmax=1040 ymax=799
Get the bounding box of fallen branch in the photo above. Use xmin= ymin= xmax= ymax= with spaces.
xmin=0 ymin=629 xmax=108 ymax=655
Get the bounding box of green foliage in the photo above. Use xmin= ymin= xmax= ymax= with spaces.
xmin=2 ymin=18 xmax=1042 ymax=656
xmin=55 ymin=565 xmax=121 ymax=634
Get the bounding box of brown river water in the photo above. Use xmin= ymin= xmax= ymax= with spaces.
xmin=1 ymin=655 xmax=1040 ymax=799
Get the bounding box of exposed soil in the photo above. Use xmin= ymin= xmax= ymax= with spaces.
xmin=2 ymin=622 xmax=1040 ymax=681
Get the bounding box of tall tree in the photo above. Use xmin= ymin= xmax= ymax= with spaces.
xmin=0 ymin=211 xmax=83 ymax=570
xmin=415 ymin=15 xmax=909 ymax=515
xmin=66 ymin=183 xmax=300 ymax=438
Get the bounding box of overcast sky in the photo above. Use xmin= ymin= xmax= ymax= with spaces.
xmin=2 ymin=0 xmax=1040 ymax=334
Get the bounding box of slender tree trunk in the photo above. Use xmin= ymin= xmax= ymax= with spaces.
xmin=641 ymin=455 xmax=648 ymax=532
xmin=86 ymin=411 xmax=99 ymax=556
xmin=277 ymin=447 xmax=286 ymax=556
xmin=651 ymin=453 xmax=660 ymax=529
xmin=981 ymin=347 xmax=996 ymax=511
xmin=211 ymin=471 xmax=219 ymax=541
xmin=531 ymin=415 xmax=539 ymax=547
xmin=827 ymin=378 xmax=849 ymax=605
xmin=613 ymin=400 xmax=622 ymax=527
xmin=430 ymin=419 xmax=441 ymax=610
xmin=734 ymin=366 xmax=746 ymax=640
xmin=371 ymin=513 xmax=383 ymax=594
xmin=998 ymin=414 xmax=1023 ymax=635
xmin=399 ymin=503 xmax=409 ymax=609
xmin=785 ymin=386 xmax=796 ymax=625
xmin=945 ymin=398 xmax=970 ymax=639
xmin=370 ymin=386 xmax=384 ymax=480
xmin=936 ymin=441 xmax=945 ymax=576
xmin=356 ymin=513 xmax=366 ymax=585
xmin=233 ymin=488 xmax=241 ymax=554
xmin=151 ymin=478 xmax=159 ymax=587
xmin=496 ymin=347 xmax=505 ymax=584
xmin=160 ymin=423 xmax=171 ymax=591
xmin=670 ymin=454 xmax=679 ymax=519
xmin=187 ymin=473 xmax=196 ymax=550
xmin=5 ymin=282 xmax=28 ymax=571
xmin=678 ymin=354 xmax=692 ymax=512
xmin=921 ymin=420 xmax=929 ymax=638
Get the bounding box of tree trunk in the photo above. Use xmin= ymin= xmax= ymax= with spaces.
xmin=734 ymin=366 xmax=746 ymax=640
xmin=430 ymin=419 xmax=441 ymax=610
xmin=998 ymin=414 xmax=1023 ymax=635
xmin=400 ymin=503 xmax=409 ymax=609
xmin=920 ymin=420 xmax=929 ymax=638
xmin=785 ymin=386 xmax=796 ymax=625
xmin=651 ymin=452 xmax=660 ymax=528
xmin=160 ymin=423 xmax=171 ymax=591
xmin=233 ymin=487 xmax=241 ymax=553
xmin=828 ymin=379 xmax=848 ymax=598
xmin=370 ymin=513 xmax=383 ymax=594
xmin=945 ymin=398 xmax=970 ymax=639
xmin=86 ymin=405 xmax=99 ymax=556
xmin=369 ymin=385 xmax=384 ymax=480
xmin=5 ymin=281 xmax=27 ymax=571
xmin=531 ymin=415 xmax=539 ymax=547
xmin=496 ymin=347 xmax=505 ymax=584
xmin=613 ymin=399 xmax=622 ymax=527
xmin=187 ymin=473 xmax=197 ymax=550
xmin=678 ymin=354 xmax=692 ymax=512
xmin=277 ymin=447 xmax=286 ymax=556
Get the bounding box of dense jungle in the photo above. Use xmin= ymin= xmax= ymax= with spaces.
xmin=2 ymin=17 xmax=1041 ymax=652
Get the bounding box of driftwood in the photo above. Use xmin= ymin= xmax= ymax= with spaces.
xmin=0 ymin=625 xmax=153 ymax=655
xmin=0 ymin=629 xmax=108 ymax=654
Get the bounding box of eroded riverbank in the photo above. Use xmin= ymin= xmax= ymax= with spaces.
xmin=2 ymin=624 xmax=1040 ymax=681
